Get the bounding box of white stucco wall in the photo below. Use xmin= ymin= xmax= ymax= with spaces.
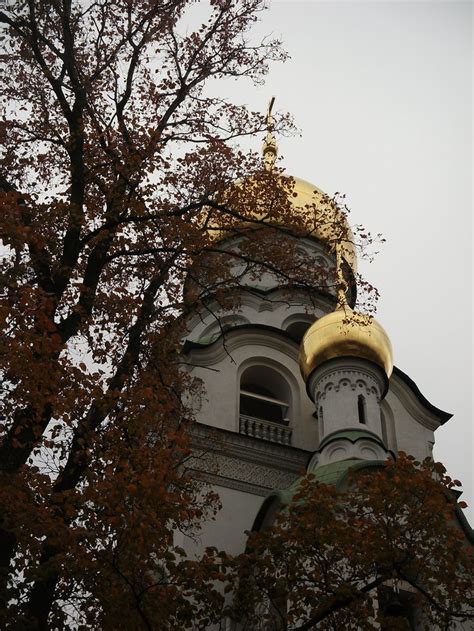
xmin=179 ymin=484 xmax=264 ymax=559
xmin=185 ymin=330 xmax=319 ymax=451
xmin=384 ymin=390 xmax=437 ymax=462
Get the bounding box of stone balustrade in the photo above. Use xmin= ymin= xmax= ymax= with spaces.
xmin=239 ymin=414 xmax=292 ymax=446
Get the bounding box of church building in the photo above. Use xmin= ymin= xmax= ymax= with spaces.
xmin=175 ymin=106 xmax=471 ymax=628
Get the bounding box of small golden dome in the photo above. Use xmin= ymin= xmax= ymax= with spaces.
xmin=299 ymin=307 xmax=393 ymax=382
xmin=206 ymin=174 xmax=357 ymax=273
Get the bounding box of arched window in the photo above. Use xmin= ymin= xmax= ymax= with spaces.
xmin=380 ymin=410 xmax=388 ymax=446
xmin=319 ymin=406 xmax=324 ymax=438
xmin=378 ymin=585 xmax=416 ymax=629
xmin=282 ymin=315 xmax=315 ymax=344
xmin=358 ymin=395 xmax=367 ymax=424
xmin=285 ymin=321 xmax=311 ymax=343
xmin=240 ymin=366 xmax=291 ymax=426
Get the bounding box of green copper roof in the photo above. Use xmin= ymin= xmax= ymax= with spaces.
xmin=252 ymin=459 xmax=387 ymax=531
xmin=310 ymin=458 xmax=364 ymax=483
xmin=319 ymin=429 xmax=386 ymax=451
xmin=271 ymin=459 xmax=387 ymax=506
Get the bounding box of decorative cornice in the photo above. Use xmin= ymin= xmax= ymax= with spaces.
xmin=183 ymin=325 xmax=300 ymax=366
xmin=193 ymin=471 xmax=274 ymax=497
xmin=315 ymin=374 xmax=378 ymax=401
xmin=319 ymin=428 xmax=386 ymax=451
xmin=183 ymin=287 xmax=336 ymax=335
xmin=187 ymin=423 xmax=311 ymax=496
xmin=309 ymin=358 xmax=386 ymax=403
xmin=189 ymin=423 xmax=309 ymax=469
xmin=190 ymin=457 xmax=298 ymax=497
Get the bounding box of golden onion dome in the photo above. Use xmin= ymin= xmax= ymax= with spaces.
xmin=206 ymin=173 xmax=357 ymax=273
xmin=299 ymin=307 xmax=393 ymax=382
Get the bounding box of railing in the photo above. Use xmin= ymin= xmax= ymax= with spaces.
xmin=239 ymin=414 xmax=292 ymax=446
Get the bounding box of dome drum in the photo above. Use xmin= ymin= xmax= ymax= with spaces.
xmin=205 ymin=174 xmax=358 ymax=272
xmin=308 ymin=357 xmax=388 ymax=443
xmin=185 ymin=173 xmax=359 ymax=305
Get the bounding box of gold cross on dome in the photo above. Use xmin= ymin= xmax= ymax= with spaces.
xmin=262 ymin=96 xmax=278 ymax=170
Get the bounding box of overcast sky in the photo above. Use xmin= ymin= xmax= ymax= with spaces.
xmin=213 ymin=1 xmax=472 ymax=518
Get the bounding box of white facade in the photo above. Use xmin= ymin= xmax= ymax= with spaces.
xmin=176 ymin=176 xmax=465 ymax=630
xmin=181 ymin=237 xmax=451 ymax=563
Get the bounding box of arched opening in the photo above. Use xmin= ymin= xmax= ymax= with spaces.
xmin=381 ymin=400 xmax=398 ymax=453
xmin=378 ymin=585 xmax=416 ymax=630
xmin=282 ymin=314 xmax=315 ymax=344
xmin=285 ymin=321 xmax=312 ymax=343
xmin=240 ymin=366 xmax=291 ymax=425
xmin=380 ymin=410 xmax=388 ymax=446
xmin=358 ymin=395 xmax=367 ymax=424
xmin=319 ymin=406 xmax=324 ymax=438
xmin=240 ymin=383 xmax=285 ymax=423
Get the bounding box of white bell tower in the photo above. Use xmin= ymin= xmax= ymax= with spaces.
xmin=180 ymin=110 xmax=452 ymax=567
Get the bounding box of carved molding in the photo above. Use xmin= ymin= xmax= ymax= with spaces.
xmin=186 ymin=328 xmax=300 ymax=366
xmin=192 ymin=472 xmax=275 ymax=498
xmin=316 ymin=376 xmax=378 ymax=401
xmin=319 ymin=437 xmax=388 ymax=466
xmin=187 ymin=423 xmax=310 ymax=495
xmin=310 ymin=360 xmax=385 ymax=404
xmin=190 ymin=453 xmax=298 ymax=496
xmin=184 ymin=287 xmax=332 ymax=337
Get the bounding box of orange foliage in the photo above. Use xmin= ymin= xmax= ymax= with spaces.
xmin=0 ymin=0 xmax=378 ymax=628
xmin=233 ymin=454 xmax=473 ymax=630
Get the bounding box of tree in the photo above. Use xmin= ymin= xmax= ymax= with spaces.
xmin=0 ymin=0 xmax=374 ymax=628
xmin=232 ymin=454 xmax=473 ymax=630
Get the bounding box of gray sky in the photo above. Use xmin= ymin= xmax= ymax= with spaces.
xmin=216 ymin=1 xmax=473 ymax=518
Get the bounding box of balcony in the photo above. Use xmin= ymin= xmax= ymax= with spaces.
xmin=239 ymin=414 xmax=292 ymax=446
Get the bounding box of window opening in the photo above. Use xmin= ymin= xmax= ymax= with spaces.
xmin=285 ymin=321 xmax=312 ymax=343
xmin=240 ymin=385 xmax=287 ymax=424
xmin=240 ymin=366 xmax=291 ymax=425
xmin=319 ymin=406 xmax=324 ymax=437
xmin=358 ymin=395 xmax=367 ymax=424
xmin=380 ymin=411 xmax=388 ymax=446
xmin=378 ymin=586 xmax=416 ymax=630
